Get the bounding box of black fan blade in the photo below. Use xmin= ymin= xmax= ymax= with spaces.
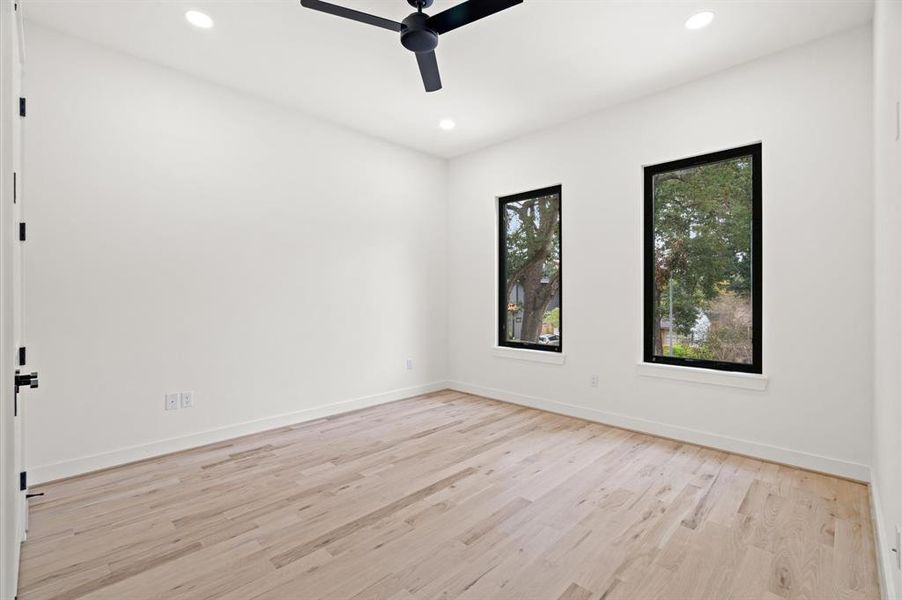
xmin=426 ymin=0 xmax=522 ymax=35
xmin=416 ymin=51 xmax=442 ymax=92
xmin=300 ymin=0 xmax=402 ymax=32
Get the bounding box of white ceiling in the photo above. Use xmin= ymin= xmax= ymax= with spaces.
xmin=24 ymin=0 xmax=872 ymax=158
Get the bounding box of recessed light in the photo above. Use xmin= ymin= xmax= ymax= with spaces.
xmin=439 ymin=119 xmax=456 ymax=131
xmin=185 ymin=10 xmax=214 ymax=29
xmin=685 ymin=11 xmax=714 ymax=30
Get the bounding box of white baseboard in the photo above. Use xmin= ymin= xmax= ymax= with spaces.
xmin=870 ymin=473 xmax=901 ymax=600
xmin=447 ymin=381 xmax=870 ymax=482
xmin=29 ymin=381 xmax=448 ymax=485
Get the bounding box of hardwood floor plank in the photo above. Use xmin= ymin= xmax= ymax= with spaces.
xmin=18 ymin=391 xmax=881 ymax=600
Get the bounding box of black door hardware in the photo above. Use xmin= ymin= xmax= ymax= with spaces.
xmin=13 ymin=370 xmax=38 ymax=416
xmin=15 ymin=371 xmax=38 ymax=393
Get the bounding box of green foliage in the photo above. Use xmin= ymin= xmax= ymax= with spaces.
xmin=657 ymin=278 xmax=705 ymax=337
xmin=504 ymin=197 xmax=561 ymax=286
xmin=669 ymin=343 xmax=715 ymax=360
xmin=503 ymin=194 xmax=562 ymax=342
xmin=653 ymin=156 xmax=754 ymax=352
xmin=544 ymin=307 xmax=560 ymax=329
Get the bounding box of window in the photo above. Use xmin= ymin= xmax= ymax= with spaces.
xmin=644 ymin=144 xmax=762 ymax=373
xmin=498 ymin=185 xmax=562 ymax=352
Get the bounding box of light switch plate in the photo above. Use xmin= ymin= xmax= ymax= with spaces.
xmin=180 ymin=391 xmax=194 ymax=409
xmin=165 ymin=393 xmax=179 ymax=411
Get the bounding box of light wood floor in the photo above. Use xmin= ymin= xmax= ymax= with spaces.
xmin=19 ymin=390 xmax=880 ymax=600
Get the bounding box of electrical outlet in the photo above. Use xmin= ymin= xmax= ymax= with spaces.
xmin=590 ymin=375 xmax=599 ymax=388
xmin=180 ymin=391 xmax=194 ymax=409
xmin=406 ymin=358 xmax=413 ymax=370
xmin=165 ymin=393 xmax=179 ymax=411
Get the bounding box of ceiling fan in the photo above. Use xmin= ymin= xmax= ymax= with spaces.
xmin=299 ymin=0 xmax=523 ymax=92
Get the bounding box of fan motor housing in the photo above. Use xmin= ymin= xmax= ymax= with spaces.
xmin=401 ymin=13 xmax=438 ymax=53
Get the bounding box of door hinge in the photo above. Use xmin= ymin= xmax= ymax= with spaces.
xmin=18 ymin=346 xmax=26 ymax=366
xmin=19 ymin=97 xmax=26 ymax=117
xmin=19 ymin=222 xmax=25 ymax=241
xmin=19 ymin=471 xmax=26 ymax=491
xmin=13 ymin=171 xmax=16 ymax=204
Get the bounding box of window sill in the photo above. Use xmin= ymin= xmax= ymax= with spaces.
xmin=492 ymin=346 xmax=566 ymax=365
xmin=636 ymin=362 xmax=768 ymax=391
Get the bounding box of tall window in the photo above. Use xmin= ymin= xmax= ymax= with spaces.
xmin=498 ymin=185 xmax=562 ymax=352
xmin=644 ymin=144 xmax=762 ymax=373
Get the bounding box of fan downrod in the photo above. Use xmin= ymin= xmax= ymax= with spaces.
xmin=407 ymin=0 xmax=434 ymax=9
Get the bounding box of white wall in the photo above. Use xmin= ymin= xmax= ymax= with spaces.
xmin=23 ymin=25 xmax=448 ymax=483
xmin=447 ymin=27 xmax=874 ymax=480
xmin=872 ymin=0 xmax=902 ymax=596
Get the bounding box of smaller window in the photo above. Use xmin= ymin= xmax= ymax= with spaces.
xmin=498 ymin=185 xmax=562 ymax=352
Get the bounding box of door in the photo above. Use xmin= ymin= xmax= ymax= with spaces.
xmin=12 ymin=0 xmax=27 ymax=532
xmin=1 ymin=1 xmax=28 ymax=596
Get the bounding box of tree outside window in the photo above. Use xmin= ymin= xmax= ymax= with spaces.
xmin=645 ymin=145 xmax=762 ymax=373
xmin=499 ymin=186 xmax=562 ymax=351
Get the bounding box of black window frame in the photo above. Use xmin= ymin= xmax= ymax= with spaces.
xmin=643 ymin=143 xmax=762 ymax=374
xmin=497 ymin=185 xmax=563 ymax=353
